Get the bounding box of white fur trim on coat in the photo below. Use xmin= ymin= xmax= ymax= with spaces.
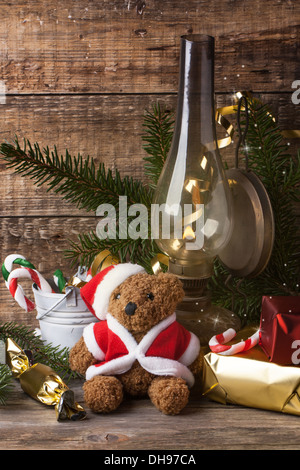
xmin=83 ymin=322 xmax=105 ymax=361
xmin=85 ymin=313 xmax=198 ymax=387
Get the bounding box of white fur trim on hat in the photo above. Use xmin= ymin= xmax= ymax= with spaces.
xmin=93 ymin=263 xmax=146 ymax=319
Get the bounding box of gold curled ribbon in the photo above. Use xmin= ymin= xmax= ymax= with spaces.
xmin=215 ymin=91 xmax=300 ymax=149
xmin=215 ymin=106 xmax=236 ymax=149
xmin=281 ymin=130 xmax=300 ymax=139
xmin=90 ymin=249 xmax=119 ymax=277
xmin=151 ymin=253 xmax=169 ymax=275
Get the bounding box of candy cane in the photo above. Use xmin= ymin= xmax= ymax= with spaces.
xmin=1 ymin=253 xmax=36 ymax=282
xmin=53 ymin=269 xmax=66 ymax=293
xmin=3 ymin=254 xmax=52 ymax=310
xmin=209 ymin=328 xmax=260 ymax=355
xmin=6 ymin=267 xmax=53 ymax=312
xmin=3 ymin=255 xmax=62 ymax=293
xmin=85 ymin=267 xmax=93 ymax=282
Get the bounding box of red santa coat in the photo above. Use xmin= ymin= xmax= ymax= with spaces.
xmin=83 ymin=312 xmax=200 ymax=387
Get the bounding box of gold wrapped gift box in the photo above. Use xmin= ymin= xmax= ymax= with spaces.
xmin=201 ymin=329 xmax=300 ymax=416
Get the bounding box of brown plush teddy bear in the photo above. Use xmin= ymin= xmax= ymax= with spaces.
xmin=69 ymin=263 xmax=201 ymax=415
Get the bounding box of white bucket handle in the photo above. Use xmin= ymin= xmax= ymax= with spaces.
xmin=35 ymin=287 xmax=74 ymax=320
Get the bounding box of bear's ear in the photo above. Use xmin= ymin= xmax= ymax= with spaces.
xmin=156 ymin=272 xmax=185 ymax=303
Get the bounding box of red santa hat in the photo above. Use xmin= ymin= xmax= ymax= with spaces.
xmin=80 ymin=263 xmax=146 ymax=320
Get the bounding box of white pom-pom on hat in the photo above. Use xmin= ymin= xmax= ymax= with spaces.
xmin=80 ymin=263 xmax=146 ymax=320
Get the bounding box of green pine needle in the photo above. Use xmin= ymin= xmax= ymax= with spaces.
xmin=0 ymin=138 xmax=153 ymax=212
xmin=211 ymin=96 xmax=300 ymax=321
xmin=65 ymin=229 xmax=161 ymax=273
xmin=0 ymin=137 xmax=156 ymax=271
xmin=142 ymin=103 xmax=174 ymax=187
xmin=0 ymin=97 xmax=298 ymax=327
xmin=0 ymin=322 xmax=81 ymax=382
xmin=0 ymin=364 xmax=13 ymax=406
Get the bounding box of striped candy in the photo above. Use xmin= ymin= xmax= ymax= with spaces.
xmin=1 ymin=253 xmax=36 ymax=282
xmin=2 ymin=254 xmax=53 ymax=313
xmin=2 ymin=253 xmax=94 ymax=313
xmin=6 ymin=267 xmax=53 ymax=312
xmin=53 ymin=269 xmax=67 ymax=293
xmin=209 ymin=328 xmax=260 ymax=355
xmin=86 ymin=267 xmax=93 ymax=282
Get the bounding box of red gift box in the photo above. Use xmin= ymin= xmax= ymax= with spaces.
xmin=259 ymin=296 xmax=300 ymax=364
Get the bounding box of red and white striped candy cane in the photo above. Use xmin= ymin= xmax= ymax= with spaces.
xmin=209 ymin=328 xmax=260 ymax=355
xmin=6 ymin=267 xmax=52 ymax=312
xmin=2 ymin=253 xmax=36 ymax=281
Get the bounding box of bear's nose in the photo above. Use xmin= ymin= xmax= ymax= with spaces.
xmin=125 ymin=302 xmax=137 ymax=316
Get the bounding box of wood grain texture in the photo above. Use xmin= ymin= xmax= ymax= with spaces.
xmin=0 ymin=216 xmax=98 ymax=325
xmin=0 ymin=1 xmax=299 ymax=334
xmin=1 ymin=379 xmax=300 ymax=450
xmin=0 ymin=92 xmax=298 ymax=217
xmin=0 ymin=2 xmax=299 ymax=448
xmin=0 ymin=1 xmax=298 ymax=93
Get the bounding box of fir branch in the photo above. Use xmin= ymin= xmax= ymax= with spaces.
xmin=0 ymin=364 xmax=13 ymax=406
xmin=211 ymin=97 xmax=300 ymax=321
xmin=142 ymin=103 xmax=174 ymax=187
xmin=1 ymin=97 xmax=298 ymax=326
xmin=0 ymin=138 xmax=153 ymax=212
xmin=0 ymin=322 xmax=81 ymax=381
xmin=245 ymin=98 xmax=300 ymax=293
xmin=65 ymin=229 xmax=161 ymax=273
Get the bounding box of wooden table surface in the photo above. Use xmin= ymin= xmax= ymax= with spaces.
xmin=1 ymin=378 xmax=299 ymax=451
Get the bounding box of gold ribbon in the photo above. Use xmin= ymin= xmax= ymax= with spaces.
xmin=216 ymin=109 xmax=235 ymax=149
xmin=90 ymin=249 xmax=119 ymax=277
xmin=61 ymin=250 xmax=120 ymax=292
xmin=151 ymin=253 xmax=169 ymax=275
xmin=215 ymin=91 xmax=300 ymax=149
xmin=88 ymin=250 xmax=169 ymax=276
xmin=281 ymin=130 xmax=300 ymax=138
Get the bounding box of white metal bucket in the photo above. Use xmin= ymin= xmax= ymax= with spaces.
xmin=33 ymin=284 xmax=97 ymax=349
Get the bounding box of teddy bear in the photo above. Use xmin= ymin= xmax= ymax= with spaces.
xmin=69 ymin=263 xmax=202 ymax=415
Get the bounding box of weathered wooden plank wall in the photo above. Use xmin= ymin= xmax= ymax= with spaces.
xmin=0 ymin=0 xmax=299 ymax=326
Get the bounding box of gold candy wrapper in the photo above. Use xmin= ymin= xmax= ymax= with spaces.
xmin=202 ymin=337 xmax=300 ymax=416
xmin=5 ymin=338 xmax=86 ymax=421
xmin=62 ymin=275 xmax=87 ymax=293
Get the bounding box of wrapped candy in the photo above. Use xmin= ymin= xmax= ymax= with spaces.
xmin=202 ymin=327 xmax=300 ymax=416
xmin=5 ymin=337 xmax=86 ymax=421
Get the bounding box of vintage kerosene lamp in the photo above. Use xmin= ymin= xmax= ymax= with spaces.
xmin=152 ymin=34 xmax=241 ymax=343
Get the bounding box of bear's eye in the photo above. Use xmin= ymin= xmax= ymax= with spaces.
xmin=115 ymin=293 xmax=121 ymax=299
xmin=147 ymin=292 xmax=154 ymax=301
